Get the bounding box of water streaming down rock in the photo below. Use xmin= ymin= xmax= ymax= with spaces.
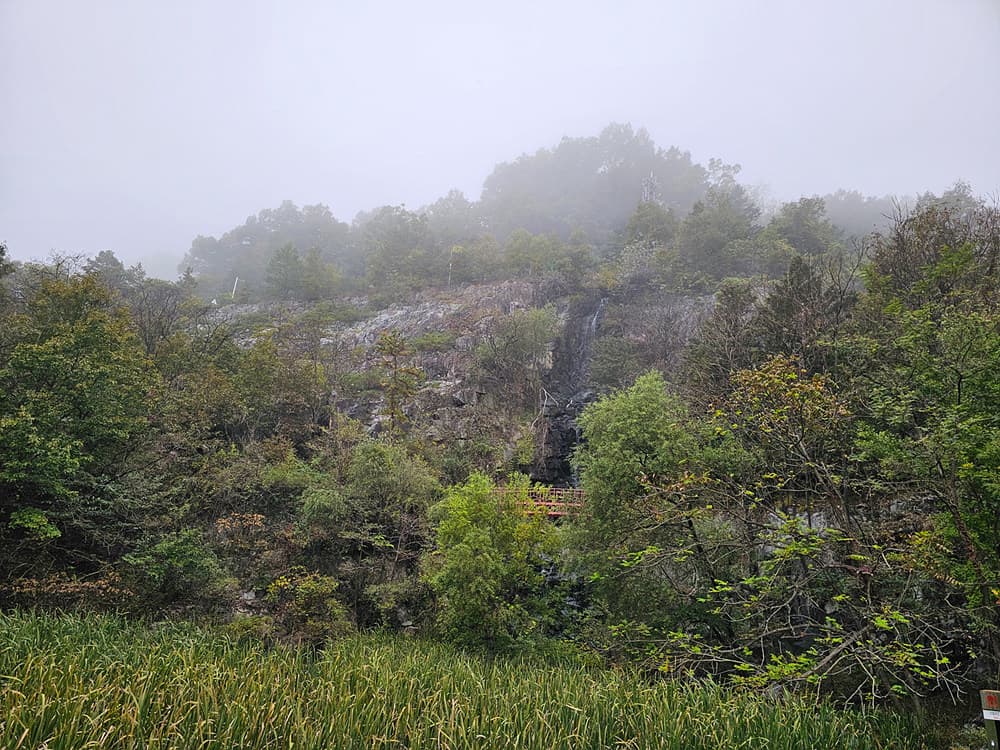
xmin=532 ymin=295 xmax=607 ymax=485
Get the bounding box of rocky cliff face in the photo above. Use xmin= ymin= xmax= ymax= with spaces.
xmin=214 ymin=280 xmax=708 ymax=484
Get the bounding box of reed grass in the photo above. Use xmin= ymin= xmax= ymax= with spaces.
xmin=0 ymin=611 xmax=934 ymax=749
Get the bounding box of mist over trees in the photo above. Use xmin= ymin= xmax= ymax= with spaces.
xmin=175 ymin=124 xmax=907 ymax=304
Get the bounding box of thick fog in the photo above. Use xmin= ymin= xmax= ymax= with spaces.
xmin=2 ymin=0 xmax=998 ymax=278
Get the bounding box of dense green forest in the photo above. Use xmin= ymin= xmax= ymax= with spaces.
xmin=2 ymin=125 xmax=998 ymax=745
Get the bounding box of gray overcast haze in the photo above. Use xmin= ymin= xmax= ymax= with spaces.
xmin=2 ymin=0 xmax=999 ymax=278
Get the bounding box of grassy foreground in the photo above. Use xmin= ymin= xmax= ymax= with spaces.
xmin=0 ymin=612 xmax=935 ymax=749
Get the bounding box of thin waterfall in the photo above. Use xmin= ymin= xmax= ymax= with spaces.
xmin=569 ymin=296 xmax=607 ymax=394
xmin=533 ymin=295 xmax=607 ymax=485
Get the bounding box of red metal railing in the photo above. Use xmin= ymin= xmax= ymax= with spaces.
xmin=494 ymin=486 xmax=584 ymax=518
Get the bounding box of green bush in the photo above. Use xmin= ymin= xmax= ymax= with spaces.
xmin=423 ymin=473 xmax=563 ymax=652
xmin=222 ymin=614 xmax=276 ymax=644
xmin=7 ymin=507 xmax=61 ymax=541
xmin=266 ymin=566 xmax=353 ymax=643
xmin=298 ymin=486 xmax=349 ymax=532
xmin=474 ymin=306 xmax=558 ymax=407
xmin=121 ymin=529 xmax=229 ymax=606
xmin=412 ymin=330 xmax=457 ymax=352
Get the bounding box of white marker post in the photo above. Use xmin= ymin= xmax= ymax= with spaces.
xmin=982 ymin=690 xmax=1000 ymax=747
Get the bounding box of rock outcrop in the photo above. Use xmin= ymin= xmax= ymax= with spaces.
xmin=209 ymin=279 xmax=708 ymax=484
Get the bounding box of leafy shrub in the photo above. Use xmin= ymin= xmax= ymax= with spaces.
xmin=122 ymin=529 xmax=229 ymax=606
xmin=475 ymin=306 xmax=558 ymax=406
xmin=412 ymin=330 xmax=457 ymax=352
xmin=7 ymin=507 xmax=61 ymax=541
xmin=423 ymin=473 xmax=563 ymax=652
xmin=265 ymin=566 xmax=353 ymax=643
xmin=298 ymin=487 xmax=349 ymax=533
xmin=222 ymin=614 xmax=276 ymax=644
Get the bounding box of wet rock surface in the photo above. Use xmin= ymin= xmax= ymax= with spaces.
xmin=531 ymin=294 xmax=607 ymax=485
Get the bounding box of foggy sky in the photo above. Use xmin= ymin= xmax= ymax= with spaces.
xmin=2 ymin=0 xmax=998 ymax=279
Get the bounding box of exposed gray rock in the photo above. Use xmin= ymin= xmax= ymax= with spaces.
xmin=207 ymin=280 xmax=710 ymax=487
xmin=452 ymin=387 xmax=484 ymax=407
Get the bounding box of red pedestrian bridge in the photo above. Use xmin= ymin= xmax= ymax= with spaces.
xmin=493 ymin=485 xmax=585 ymax=519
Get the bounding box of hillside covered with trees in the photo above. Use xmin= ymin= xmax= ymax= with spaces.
xmin=2 ymin=125 xmax=997 ymax=745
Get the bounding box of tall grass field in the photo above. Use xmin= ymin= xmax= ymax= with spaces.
xmin=1 ymin=612 xmax=936 ymax=749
